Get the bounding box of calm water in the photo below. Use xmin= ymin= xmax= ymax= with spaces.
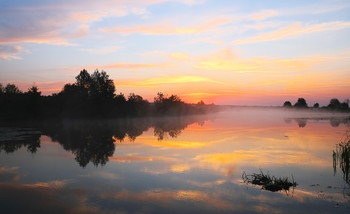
xmin=1 ymin=109 xmax=350 ymax=214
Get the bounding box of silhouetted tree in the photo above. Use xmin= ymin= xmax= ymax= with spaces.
xmin=128 ymin=93 xmax=144 ymax=103
xmin=27 ymin=85 xmax=41 ymax=96
xmin=0 ymin=69 xmax=218 ymax=121
xmin=57 ymin=69 xmax=117 ymax=118
xmin=168 ymin=94 xmax=182 ymax=103
xmin=115 ymin=93 xmax=127 ymax=103
xmin=197 ymin=100 xmax=205 ymax=105
xmin=75 ymin=69 xmax=92 ymax=89
xmin=23 ymin=85 xmax=42 ymax=118
xmin=283 ymin=101 xmax=292 ymax=108
xmin=4 ymin=83 xmax=22 ymax=94
xmin=127 ymin=93 xmax=149 ymax=117
xmin=154 ymin=92 xmax=186 ymax=115
xmin=59 ymin=83 xmax=89 ymax=118
xmin=327 ymin=98 xmax=349 ymax=111
xmin=294 ymin=98 xmax=308 ymax=108
xmin=90 ymin=70 xmax=115 ymax=100
xmin=0 ymin=83 xmax=26 ymax=120
xmin=113 ymin=93 xmax=128 ymax=117
xmin=341 ymin=102 xmax=349 ymax=110
xmin=328 ymin=98 xmax=341 ymax=109
xmin=313 ymin=103 xmax=319 ymax=108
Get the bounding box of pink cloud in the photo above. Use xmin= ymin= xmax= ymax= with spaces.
xmin=234 ymin=21 xmax=350 ymax=45
xmin=0 ymin=45 xmax=25 ymax=60
xmin=100 ymin=18 xmax=230 ymax=35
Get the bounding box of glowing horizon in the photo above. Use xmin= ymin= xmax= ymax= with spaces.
xmin=1 ymin=0 xmax=349 ymax=106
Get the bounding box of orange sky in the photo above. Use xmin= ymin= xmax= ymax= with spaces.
xmin=1 ymin=0 xmax=349 ymax=105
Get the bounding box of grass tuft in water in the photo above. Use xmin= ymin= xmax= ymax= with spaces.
xmin=242 ymin=169 xmax=297 ymax=192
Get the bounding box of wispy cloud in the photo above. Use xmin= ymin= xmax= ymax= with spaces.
xmin=0 ymin=45 xmax=26 ymax=60
xmin=119 ymin=75 xmax=224 ymax=88
xmin=283 ymin=1 xmax=350 ymax=15
xmin=182 ymin=92 xmax=221 ymax=103
xmin=97 ymin=62 xmax=170 ymax=70
xmin=24 ymin=180 xmax=68 ymax=188
xmin=80 ymin=46 xmax=119 ymax=54
xmin=100 ymin=18 xmax=230 ymax=35
xmin=0 ymin=5 xmax=85 ymax=46
xmin=0 ymin=0 xmax=191 ymax=46
xmin=0 ymin=166 xmax=21 ymax=182
xmin=248 ymin=9 xmax=279 ymax=21
xmin=109 ymin=155 xmax=175 ymax=163
xmin=170 ymin=164 xmax=191 ymax=173
xmin=169 ymin=52 xmax=191 ymax=60
xmin=139 ymin=48 xmax=325 ymax=74
xmin=193 ymin=49 xmax=322 ymax=73
xmin=188 ymin=37 xmax=224 ymax=45
xmin=100 ymin=189 xmax=232 ymax=210
xmin=183 ymin=92 xmax=221 ymax=97
xmin=234 ymin=21 xmax=350 ymax=45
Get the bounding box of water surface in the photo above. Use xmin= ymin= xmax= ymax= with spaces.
xmin=1 ymin=109 xmax=350 ymax=213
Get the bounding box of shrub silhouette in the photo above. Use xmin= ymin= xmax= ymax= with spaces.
xmin=294 ymin=98 xmax=308 ymax=108
xmin=283 ymin=101 xmax=292 ymax=108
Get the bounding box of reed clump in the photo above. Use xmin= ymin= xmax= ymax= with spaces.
xmin=242 ymin=169 xmax=297 ymax=192
xmin=333 ymin=130 xmax=350 ymax=184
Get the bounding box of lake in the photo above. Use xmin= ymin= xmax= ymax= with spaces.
xmin=1 ymin=108 xmax=350 ymax=214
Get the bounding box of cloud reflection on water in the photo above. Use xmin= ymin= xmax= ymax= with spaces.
xmin=1 ymin=109 xmax=350 ymax=213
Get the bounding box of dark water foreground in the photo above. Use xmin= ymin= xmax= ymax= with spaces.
xmin=1 ymin=109 xmax=350 ymax=214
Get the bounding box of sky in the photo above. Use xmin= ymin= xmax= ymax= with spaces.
xmin=0 ymin=0 xmax=349 ymax=106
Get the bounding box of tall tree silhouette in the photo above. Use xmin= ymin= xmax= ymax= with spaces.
xmin=328 ymin=98 xmax=341 ymax=109
xmin=75 ymin=69 xmax=92 ymax=89
xmin=294 ymin=98 xmax=308 ymax=108
xmin=4 ymin=83 xmax=22 ymax=94
xmin=328 ymin=98 xmax=349 ymax=111
xmin=90 ymin=70 xmax=115 ymax=100
xmin=59 ymin=69 xmax=116 ymax=118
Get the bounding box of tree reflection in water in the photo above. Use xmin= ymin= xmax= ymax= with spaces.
xmin=284 ymin=116 xmax=350 ymax=128
xmin=44 ymin=121 xmax=116 ymax=167
xmin=153 ymin=116 xmax=204 ymax=141
xmin=0 ymin=116 xmax=208 ymax=167
xmin=0 ymin=128 xmax=41 ymax=154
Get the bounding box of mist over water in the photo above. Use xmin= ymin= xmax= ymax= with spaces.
xmin=1 ymin=108 xmax=350 ymax=213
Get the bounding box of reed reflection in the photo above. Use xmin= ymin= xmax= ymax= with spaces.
xmin=333 ymin=129 xmax=350 ymax=197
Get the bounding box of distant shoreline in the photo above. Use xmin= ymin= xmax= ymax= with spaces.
xmin=1 ymin=69 xmax=349 ymax=121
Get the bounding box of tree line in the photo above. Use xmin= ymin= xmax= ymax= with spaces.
xmin=0 ymin=69 xmax=216 ymax=121
xmin=283 ymin=98 xmax=350 ymax=111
